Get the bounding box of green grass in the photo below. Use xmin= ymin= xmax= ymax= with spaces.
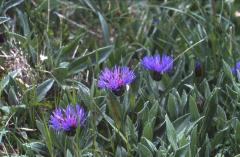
xmin=1 ymin=0 xmax=240 ymax=156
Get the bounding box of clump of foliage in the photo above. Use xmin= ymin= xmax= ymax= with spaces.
xmin=1 ymin=0 xmax=240 ymax=156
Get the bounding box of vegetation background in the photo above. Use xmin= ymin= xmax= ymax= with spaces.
xmin=1 ymin=0 xmax=240 ymax=156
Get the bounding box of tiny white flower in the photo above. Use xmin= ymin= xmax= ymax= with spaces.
xmin=40 ymin=54 xmax=48 ymax=61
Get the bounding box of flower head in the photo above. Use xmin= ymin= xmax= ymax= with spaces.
xmin=152 ymin=17 xmax=160 ymax=25
xmin=97 ymin=66 xmax=135 ymax=92
xmin=195 ymin=60 xmax=203 ymax=77
xmin=49 ymin=104 xmax=86 ymax=134
xmin=141 ymin=54 xmax=173 ymax=73
xmin=231 ymin=60 xmax=240 ymax=75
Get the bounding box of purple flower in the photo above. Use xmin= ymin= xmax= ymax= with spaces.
xmin=49 ymin=104 xmax=86 ymax=133
xmin=195 ymin=61 xmax=201 ymax=69
xmin=141 ymin=54 xmax=173 ymax=73
xmin=152 ymin=17 xmax=160 ymax=25
xmin=195 ymin=60 xmax=203 ymax=77
xmin=97 ymin=66 xmax=135 ymax=91
xmin=231 ymin=60 xmax=240 ymax=75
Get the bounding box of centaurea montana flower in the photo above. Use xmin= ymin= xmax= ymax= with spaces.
xmin=98 ymin=66 xmax=135 ymax=95
xmin=49 ymin=104 xmax=86 ymax=135
xmin=141 ymin=54 xmax=173 ymax=80
xmin=231 ymin=60 xmax=240 ymax=75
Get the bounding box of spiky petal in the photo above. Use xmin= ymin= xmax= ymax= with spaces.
xmin=231 ymin=60 xmax=240 ymax=75
xmin=98 ymin=66 xmax=135 ymax=91
xmin=141 ymin=54 xmax=173 ymax=73
xmin=49 ymin=104 xmax=86 ymax=133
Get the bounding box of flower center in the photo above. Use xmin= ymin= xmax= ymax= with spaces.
xmin=112 ymin=86 xmax=125 ymax=96
xmin=66 ymin=126 xmax=77 ymax=136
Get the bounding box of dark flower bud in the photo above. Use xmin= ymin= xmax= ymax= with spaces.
xmin=195 ymin=60 xmax=204 ymax=77
xmin=0 ymin=33 xmax=5 ymax=43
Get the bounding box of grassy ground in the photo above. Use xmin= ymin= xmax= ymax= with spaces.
xmin=1 ymin=0 xmax=240 ymax=156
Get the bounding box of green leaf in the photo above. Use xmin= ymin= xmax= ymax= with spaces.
xmin=165 ymin=114 xmax=178 ymax=151
xmin=156 ymin=147 xmax=168 ymax=157
xmin=235 ymin=121 xmax=240 ymax=144
xmin=8 ymin=86 xmax=19 ymax=105
xmin=57 ymin=35 xmax=81 ymax=61
xmin=0 ymin=129 xmax=8 ymax=143
xmin=141 ymin=137 xmax=157 ymax=152
xmin=199 ymin=87 xmax=219 ymax=145
xmin=211 ymin=127 xmax=228 ymax=148
xmin=125 ymin=116 xmax=138 ymax=142
xmin=82 ymin=0 xmax=98 ymax=12
xmin=175 ymin=143 xmax=189 ymax=157
xmin=2 ymin=0 xmax=24 ymax=15
xmin=122 ymin=88 xmax=130 ymax=116
xmin=68 ymin=45 xmax=113 ymax=75
xmin=137 ymin=102 xmax=150 ymax=125
xmin=66 ymin=149 xmax=73 ymax=157
xmin=98 ymin=12 xmax=110 ymax=44
xmin=171 ymin=59 xmax=185 ymax=86
xmin=115 ymin=146 xmax=127 ymax=157
xmin=36 ymin=120 xmax=45 ymax=139
xmin=52 ymin=67 xmax=69 ymax=83
xmin=148 ymin=102 xmax=159 ymax=122
xmin=16 ymin=9 xmax=30 ymax=35
xmin=36 ymin=79 xmax=54 ymax=102
xmin=190 ymin=125 xmax=198 ymax=156
xmin=173 ymin=114 xmax=191 ymax=133
xmin=36 ymin=120 xmax=53 ymax=156
xmin=23 ymin=142 xmax=48 ymax=156
xmin=103 ymin=114 xmax=129 ymax=148
xmin=189 ymin=96 xmax=200 ymax=121
xmin=181 ymin=90 xmax=188 ymax=107
xmin=167 ymin=93 xmax=178 ymax=119
xmin=0 ymin=70 xmax=20 ymax=96
xmin=138 ymin=143 xmax=153 ymax=157
xmin=223 ymin=60 xmax=233 ymax=80
xmin=106 ymin=92 xmax=122 ymax=129
xmin=77 ymin=82 xmax=94 ymax=109
xmin=0 ymin=17 xmax=10 ymax=24
xmin=202 ymin=79 xmax=211 ymax=99
xmin=142 ymin=120 xmax=154 ymax=140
